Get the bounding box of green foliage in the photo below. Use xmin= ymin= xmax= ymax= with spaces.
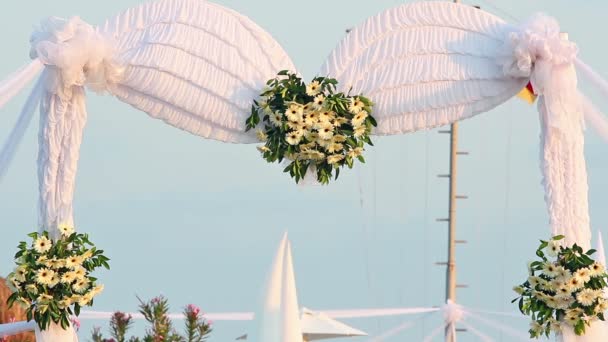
xmin=512 ymin=235 xmax=608 ymax=338
xmin=91 ymin=296 xmax=212 ymax=342
xmin=246 ymin=71 xmax=377 ymax=185
xmin=5 ymin=228 xmax=109 ymax=331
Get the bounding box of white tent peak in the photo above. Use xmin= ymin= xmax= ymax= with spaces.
xmin=252 ymin=235 xmax=365 ymax=342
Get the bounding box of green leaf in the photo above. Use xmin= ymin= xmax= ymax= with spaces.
xmin=552 ymin=235 xmax=565 ymax=241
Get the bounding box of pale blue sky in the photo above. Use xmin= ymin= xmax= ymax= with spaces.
xmin=1 ymin=0 xmax=608 ymax=341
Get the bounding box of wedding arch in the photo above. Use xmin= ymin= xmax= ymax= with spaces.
xmin=1 ymin=0 xmax=608 ymax=340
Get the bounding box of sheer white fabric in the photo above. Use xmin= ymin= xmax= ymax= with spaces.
xmin=320 ymin=1 xmax=527 ymax=135
xmin=0 ymin=60 xmax=43 ymax=109
xmin=0 ymin=72 xmax=45 ymax=183
xmin=101 ymin=0 xmax=295 ymax=143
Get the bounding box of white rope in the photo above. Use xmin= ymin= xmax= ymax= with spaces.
xmin=460 ymin=320 xmax=495 ymax=342
xmin=366 ymin=312 xmax=436 ymax=342
xmin=422 ymin=322 xmax=446 ymax=342
xmin=465 ymin=311 xmax=531 ymax=341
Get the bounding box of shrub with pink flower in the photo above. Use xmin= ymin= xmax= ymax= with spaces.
xmin=91 ymin=296 xmax=212 ymax=342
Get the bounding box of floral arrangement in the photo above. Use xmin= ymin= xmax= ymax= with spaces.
xmin=245 ymin=70 xmax=377 ymax=184
xmin=6 ymin=227 xmax=109 ymax=330
xmin=512 ymin=235 xmax=608 ymax=338
xmin=91 ymin=296 xmax=212 ymax=342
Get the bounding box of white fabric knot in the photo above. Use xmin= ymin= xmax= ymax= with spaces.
xmin=30 ymin=16 xmax=123 ymax=99
xmin=442 ymin=300 xmax=464 ymax=325
xmin=501 ymin=14 xmax=578 ymax=95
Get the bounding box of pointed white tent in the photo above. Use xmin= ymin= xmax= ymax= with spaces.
xmin=252 ymin=233 xmax=366 ymax=342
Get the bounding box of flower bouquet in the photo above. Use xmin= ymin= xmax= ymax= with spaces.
xmin=6 ymin=227 xmax=109 ymax=331
xmin=245 ymin=70 xmax=377 ymax=184
xmin=513 ymin=235 xmax=608 ymax=338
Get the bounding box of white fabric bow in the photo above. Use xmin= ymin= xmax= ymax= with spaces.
xmin=30 ymin=16 xmax=123 ymax=99
xmin=502 ymin=14 xmax=582 ymax=134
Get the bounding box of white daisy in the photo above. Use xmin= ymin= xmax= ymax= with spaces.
xmin=72 ymin=278 xmax=90 ymax=294
xmin=305 ymin=112 xmax=319 ymax=125
xmin=285 ymin=104 xmax=303 ymax=122
xmin=35 ymin=268 xmax=55 ymax=286
xmin=312 ymin=94 xmax=325 ymax=109
xmin=57 ymin=223 xmax=74 ymax=237
xmin=513 ymin=286 xmax=525 ymax=295
xmin=333 ymin=135 xmax=347 ymax=143
xmin=353 ymin=125 xmax=366 ymax=138
xmin=574 ymin=268 xmax=592 ymax=283
xmin=546 ymin=240 xmax=560 ymax=257
xmin=317 ymin=124 xmax=334 ymax=140
xmin=257 ymin=146 xmax=271 ymax=153
xmin=327 ymin=154 xmax=344 ymax=165
xmin=65 ymin=255 xmax=83 ymax=270
xmin=61 ymin=271 xmax=78 ymax=284
xmin=351 ymin=110 xmax=368 ymax=127
xmin=326 ymin=143 xmax=344 ymax=153
xmin=306 ymin=80 xmax=321 ymax=96
xmin=285 ymin=132 xmax=302 ymax=145
xmin=256 ymin=129 xmax=268 ymax=142
xmin=302 ymin=102 xmax=313 ymax=113
xmin=590 ymin=262 xmax=605 ymax=277
xmin=33 ymin=236 xmax=52 ymax=254
xmin=528 ymin=276 xmax=541 ymax=287
xmin=348 ymin=147 xmax=364 ymax=158
xmin=555 ymin=267 xmax=572 ymax=282
xmin=348 ymin=97 xmax=365 ymax=114
xmin=318 ymin=110 xmax=335 ymax=123
xmin=14 ymin=266 xmax=27 ymax=282
xmin=568 ymin=277 xmax=584 ymax=291
xmin=269 ymin=111 xmax=283 ymax=127
xmin=542 ymin=262 xmax=559 ymax=278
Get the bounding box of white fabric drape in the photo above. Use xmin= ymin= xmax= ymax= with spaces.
xmin=320 ymin=1 xmax=526 ymax=136
xmin=0 ymin=60 xmax=43 ymax=109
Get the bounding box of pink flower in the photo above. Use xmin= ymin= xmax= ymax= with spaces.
xmin=71 ymin=317 xmax=81 ymax=331
xmin=187 ymin=304 xmax=201 ymax=317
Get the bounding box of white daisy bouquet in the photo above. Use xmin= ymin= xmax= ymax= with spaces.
xmin=245 ymin=70 xmax=377 ymax=184
xmin=5 ymin=227 xmax=110 ymax=331
xmin=512 ymin=235 xmax=608 ymax=338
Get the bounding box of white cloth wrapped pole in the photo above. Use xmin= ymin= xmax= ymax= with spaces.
xmin=500 ymin=15 xmax=592 ymax=249
xmin=28 ymin=16 xmax=123 ymax=237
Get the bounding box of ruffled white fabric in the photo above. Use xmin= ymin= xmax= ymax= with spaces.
xmin=320 ymin=1 xmax=527 ymax=135
xmin=101 ymin=0 xmax=295 ymax=143
xmin=500 ymin=14 xmax=591 ymax=250
xmin=30 ymin=16 xmax=123 ymax=236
